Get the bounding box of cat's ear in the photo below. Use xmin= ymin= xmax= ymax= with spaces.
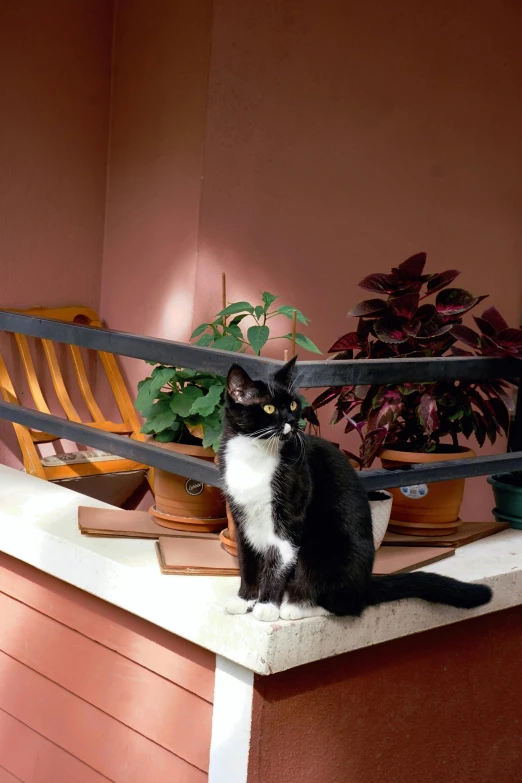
xmin=273 ymin=355 xmax=298 ymax=388
xmin=227 ymin=365 xmax=260 ymax=405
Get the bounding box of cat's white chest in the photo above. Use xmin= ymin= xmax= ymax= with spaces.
xmin=223 ymin=436 xmax=295 ymax=565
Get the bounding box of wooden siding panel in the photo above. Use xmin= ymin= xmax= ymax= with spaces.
xmin=0 ymin=553 xmax=214 ymax=702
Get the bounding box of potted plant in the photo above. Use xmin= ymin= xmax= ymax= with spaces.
xmin=488 ymin=473 xmax=522 ymax=528
xmin=135 ymin=291 xmax=320 ymax=532
xmin=309 ymin=252 xmax=518 ymax=535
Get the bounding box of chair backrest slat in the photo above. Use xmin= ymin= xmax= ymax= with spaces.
xmin=14 ymin=334 xmax=51 ymax=415
xmin=0 ymin=353 xmax=46 ymax=478
xmin=68 ymin=345 xmax=105 ymax=422
xmin=41 ymin=339 xmax=81 ymax=422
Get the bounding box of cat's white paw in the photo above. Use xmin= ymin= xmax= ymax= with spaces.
xmin=253 ymin=602 xmax=280 ymax=622
xmin=225 ymin=595 xmax=255 ymax=615
xmin=280 ymin=603 xmax=330 ymax=620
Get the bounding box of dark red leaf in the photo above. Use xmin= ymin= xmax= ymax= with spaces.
xmin=425 ymin=269 xmax=460 ymax=295
xmin=416 ymin=304 xmax=437 ymax=322
xmin=480 ymin=306 xmax=509 ymax=333
xmin=312 ymin=387 xmax=341 ymax=410
xmin=480 ymin=335 xmax=519 ymax=357
xmin=389 ymin=293 xmax=419 ymax=319
xmin=358 ymin=273 xmax=398 ymax=294
xmin=328 ymin=332 xmax=360 ymax=352
xmin=473 ymin=316 xmax=496 ymax=338
xmin=331 ymin=349 xmax=354 ymax=360
xmin=354 ymin=384 xmax=371 ymax=399
xmin=472 ymin=411 xmax=486 ymax=447
xmin=461 ymin=412 xmax=474 ymax=439
xmin=341 ymin=450 xmax=362 ymax=467
xmin=487 ymin=397 xmax=510 ymax=434
xmin=373 ymin=315 xmax=408 ymax=344
xmin=404 ymin=320 xmax=421 ymax=338
xmin=417 ymin=394 xmax=439 ymax=435
xmin=482 ymin=382 xmax=515 ymax=413
xmin=348 ymin=299 xmax=388 ymax=317
xmin=357 ymin=318 xmax=372 ymax=346
xmin=416 ymin=320 xmax=455 ymax=340
xmin=302 ymin=406 xmax=320 ymax=426
xmin=450 ymin=346 xmax=473 ymax=357
xmin=360 ymin=428 xmax=388 ymax=467
xmin=369 ymin=400 xmax=402 ymax=430
xmin=396 ymin=253 xmax=427 ymax=280
xmin=497 ymin=328 xmax=522 ymax=347
xmin=451 ymin=324 xmax=481 ymax=348
xmin=436 ymin=288 xmax=488 ymax=316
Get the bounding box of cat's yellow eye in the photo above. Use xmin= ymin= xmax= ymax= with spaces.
xmin=263 ymin=404 xmax=276 ymax=415
xmin=290 ymin=401 xmax=298 ymax=412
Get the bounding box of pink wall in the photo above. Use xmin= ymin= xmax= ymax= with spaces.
xmin=100 ymin=0 xmax=213 ymax=394
xmin=192 ymin=0 xmax=522 ymax=521
xmin=195 ymin=0 xmax=522 ymax=352
xmin=0 ymin=0 xmax=112 ymax=310
xmin=2 ymin=1 xmax=522 ymax=520
xmin=0 ymin=0 xmax=113 ymax=469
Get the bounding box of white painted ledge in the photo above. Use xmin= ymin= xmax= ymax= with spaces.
xmin=0 ymin=465 xmax=520 ymax=675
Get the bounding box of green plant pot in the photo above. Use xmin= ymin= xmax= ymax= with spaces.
xmin=488 ymin=474 xmax=522 ymax=528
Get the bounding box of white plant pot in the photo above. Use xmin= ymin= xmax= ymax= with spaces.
xmin=369 ymin=490 xmax=393 ymax=551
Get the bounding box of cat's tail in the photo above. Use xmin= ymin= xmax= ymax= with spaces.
xmin=367 ymin=572 xmax=492 ymax=609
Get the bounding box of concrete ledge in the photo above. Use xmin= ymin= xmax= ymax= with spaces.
xmin=0 ymin=465 xmax=518 ymax=675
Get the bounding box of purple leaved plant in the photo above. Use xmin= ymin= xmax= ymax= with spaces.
xmin=308 ymin=253 xmax=520 ymax=467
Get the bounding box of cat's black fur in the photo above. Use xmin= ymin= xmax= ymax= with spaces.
xmin=219 ymin=358 xmax=492 ymax=617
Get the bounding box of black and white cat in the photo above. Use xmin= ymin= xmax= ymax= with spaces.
xmin=219 ymin=358 xmax=492 ymax=622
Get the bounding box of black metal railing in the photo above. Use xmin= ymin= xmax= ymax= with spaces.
xmin=0 ymin=309 xmax=521 ymax=490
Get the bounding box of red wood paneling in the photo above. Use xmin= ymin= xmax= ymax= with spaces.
xmin=0 ymin=763 xmax=24 ymax=783
xmin=0 ymin=554 xmax=213 ymax=783
xmin=0 ymin=592 xmax=211 ymax=770
xmin=249 ymin=606 xmax=522 ymax=783
xmin=0 ymin=710 xmax=111 ymax=783
xmin=0 ymin=554 xmax=214 ymax=702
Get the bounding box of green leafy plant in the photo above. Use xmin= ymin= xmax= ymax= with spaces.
xmin=191 ymin=291 xmax=321 ymax=356
xmin=135 ymin=292 xmax=320 ymax=452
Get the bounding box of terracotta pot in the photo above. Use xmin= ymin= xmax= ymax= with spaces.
xmin=380 ymin=446 xmax=475 ymax=536
xmin=219 ymin=503 xmax=238 ymax=557
xmin=150 ymin=440 xmax=226 ymax=532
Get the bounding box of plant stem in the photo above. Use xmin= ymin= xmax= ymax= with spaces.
xmin=222 ymin=273 xmax=227 ymax=329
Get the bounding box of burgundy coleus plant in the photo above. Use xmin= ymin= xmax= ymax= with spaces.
xmin=308 ymin=254 xmax=518 ymax=467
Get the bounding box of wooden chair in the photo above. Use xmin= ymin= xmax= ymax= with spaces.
xmin=0 ymin=305 xmax=150 ymax=506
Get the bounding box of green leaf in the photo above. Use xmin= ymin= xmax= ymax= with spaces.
xmin=276 ymin=306 xmax=310 ymax=325
xmin=230 ymin=314 xmax=249 ymax=326
xmin=154 ymin=429 xmax=180 ymax=443
xmin=202 ymin=424 xmax=222 ymax=451
xmin=225 ymin=323 xmax=244 ymax=340
xmin=262 ymin=292 xmax=278 ymax=310
xmin=190 ymin=384 xmax=225 ymax=416
xmin=190 ymin=323 xmax=208 ymax=339
xmin=216 ymin=301 xmax=254 ymax=317
xmin=254 ymin=305 xmax=264 ymax=321
xmin=135 ymin=367 xmax=177 ymax=415
xmin=170 ymin=386 xmax=204 ymax=417
xmin=195 ymin=333 xmax=214 ymax=347
xmin=282 ymin=333 xmax=322 ymax=354
xmin=144 ymin=409 xmax=176 ymax=433
xmin=247 ymin=325 xmax=269 ymax=355
xmin=212 ymin=335 xmax=243 ymax=352
xmin=175 ymin=368 xmax=197 ymax=381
